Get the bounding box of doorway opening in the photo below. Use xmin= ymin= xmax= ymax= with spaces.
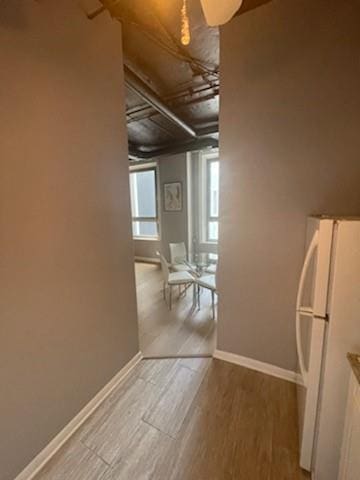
xmin=130 ymin=150 xmax=219 ymax=358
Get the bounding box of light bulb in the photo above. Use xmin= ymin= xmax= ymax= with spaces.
xmin=181 ymin=0 xmax=190 ymax=46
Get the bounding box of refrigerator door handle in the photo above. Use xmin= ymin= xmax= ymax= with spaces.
xmin=296 ymin=230 xmax=319 ymax=386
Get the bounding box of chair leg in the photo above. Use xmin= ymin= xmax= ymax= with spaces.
xmin=169 ymin=285 xmax=172 ymax=310
xmin=163 ymin=281 xmax=166 ymax=300
xmin=180 ymin=283 xmax=189 ymax=298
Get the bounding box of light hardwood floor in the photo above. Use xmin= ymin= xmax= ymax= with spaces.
xmin=135 ymin=262 xmax=216 ymax=357
xmin=34 ymin=358 xmax=310 ymax=480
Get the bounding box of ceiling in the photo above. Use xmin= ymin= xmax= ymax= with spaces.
xmin=87 ymin=0 xmax=271 ymax=158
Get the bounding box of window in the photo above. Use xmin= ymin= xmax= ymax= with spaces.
xmin=206 ymin=158 xmax=219 ymax=242
xmin=129 ymin=167 xmax=159 ymax=239
xmin=198 ymin=153 xmax=219 ymax=244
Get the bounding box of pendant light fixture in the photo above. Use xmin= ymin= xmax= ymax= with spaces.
xmin=180 ymin=0 xmax=244 ymax=46
xmin=181 ymin=0 xmax=191 ymax=45
xmin=200 ymin=0 xmax=243 ymax=27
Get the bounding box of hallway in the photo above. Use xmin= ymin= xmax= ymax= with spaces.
xmin=34 ymin=358 xmax=309 ymax=480
xmin=136 ymin=262 xmax=216 ymax=357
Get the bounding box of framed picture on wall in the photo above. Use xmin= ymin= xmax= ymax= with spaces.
xmin=164 ymin=182 xmax=182 ymax=211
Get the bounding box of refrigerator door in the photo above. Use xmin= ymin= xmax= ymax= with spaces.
xmin=314 ymin=221 xmax=360 ymax=480
xmin=296 ymin=219 xmax=334 ymax=471
xmin=297 ymin=315 xmax=327 ymax=471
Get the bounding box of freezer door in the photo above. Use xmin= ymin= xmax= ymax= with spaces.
xmin=299 ymin=219 xmax=333 ymax=318
xmin=313 ymin=220 xmax=334 ymax=317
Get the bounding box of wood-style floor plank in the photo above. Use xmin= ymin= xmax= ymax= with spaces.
xmin=102 ymin=421 xmax=172 ymax=480
xmin=179 ymin=356 xmax=212 ymax=373
xmin=143 ymin=362 xmax=208 ymax=438
xmin=81 ymin=378 xmax=157 ymax=465
xmin=134 ymin=358 xmax=179 ymax=386
xmin=156 ymin=360 xmax=274 ymax=480
xmin=33 ymin=358 xmax=310 ymax=480
xmin=34 ymin=439 xmax=109 ymax=480
xmin=135 ymin=262 xmax=216 ymax=357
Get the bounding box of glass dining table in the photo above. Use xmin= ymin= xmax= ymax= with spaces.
xmin=180 ymin=252 xmax=218 ymax=276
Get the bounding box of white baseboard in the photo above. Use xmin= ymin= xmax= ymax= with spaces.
xmin=14 ymin=351 xmax=143 ymax=480
xmin=213 ymin=349 xmax=298 ymax=384
xmin=134 ymin=256 xmax=160 ymax=264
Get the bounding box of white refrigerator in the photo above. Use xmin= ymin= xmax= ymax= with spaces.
xmin=296 ymin=216 xmax=360 ymax=479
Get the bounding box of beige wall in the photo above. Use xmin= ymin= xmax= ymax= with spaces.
xmin=0 ymin=2 xmax=139 ymax=480
xmin=159 ymin=153 xmax=188 ymax=260
xmin=217 ymin=0 xmax=360 ymax=370
xmin=133 ymin=153 xmax=188 ymax=261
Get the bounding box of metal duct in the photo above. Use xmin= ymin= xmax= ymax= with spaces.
xmin=124 ymin=66 xmax=197 ymax=138
xmin=196 ymin=122 xmax=219 ymax=136
xmin=128 ymin=137 xmax=218 ymax=159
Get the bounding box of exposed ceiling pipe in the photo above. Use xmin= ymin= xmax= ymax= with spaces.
xmin=126 ymin=82 xmax=219 ymax=118
xmin=192 ymin=122 xmax=218 ymax=136
xmin=127 ymin=121 xmax=218 ymax=159
xmin=129 ymin=137 xmax=218 ymax=160
xmin=124 ymin=66 xmax=197 ymax=138
xmin=126 ymin=91 xmax=219 ymax=124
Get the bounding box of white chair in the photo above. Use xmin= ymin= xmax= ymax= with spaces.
xmin=159 ymin=253 xmax=194 ymax=310
xmin=195 ymin=274 xmax=217 ymax=319
xmin=169 ymin=242 xmax=195 ymax=273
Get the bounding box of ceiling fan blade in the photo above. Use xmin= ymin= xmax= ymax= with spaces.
xmin=200 ymin=0 xmax=244 ymax=26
